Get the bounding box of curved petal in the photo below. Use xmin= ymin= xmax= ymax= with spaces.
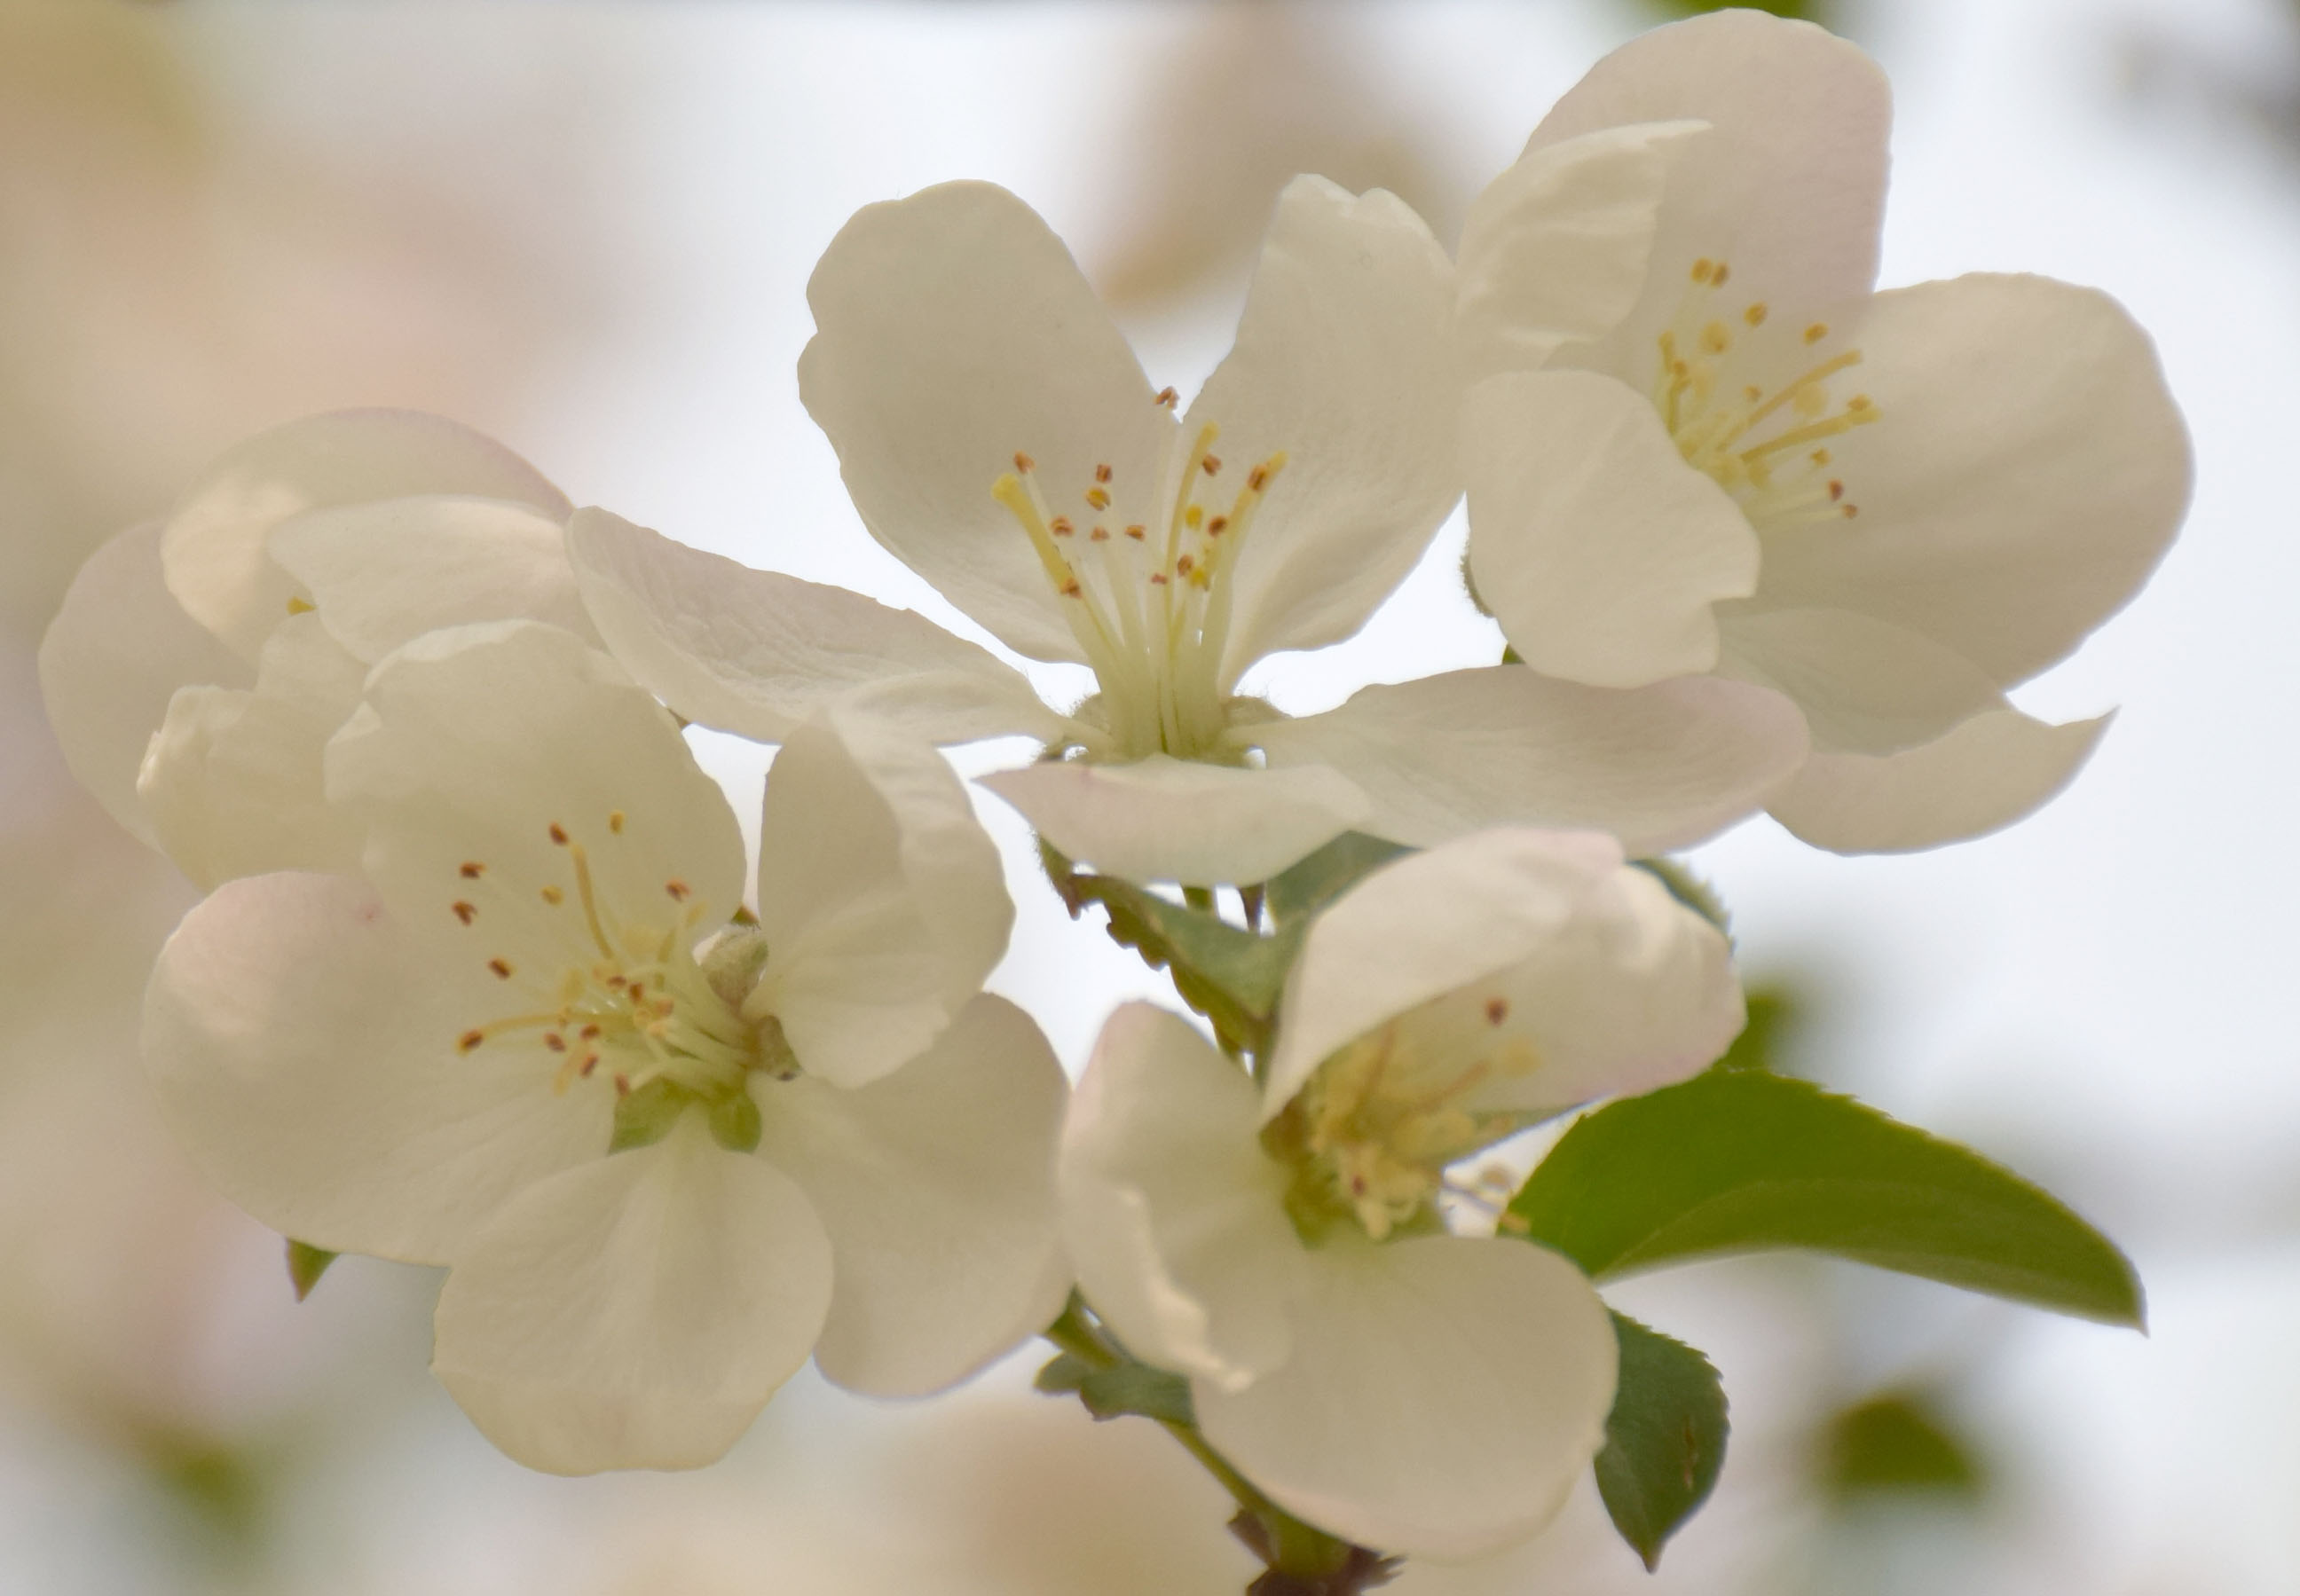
xmin=980 ymin=754 xmax=1370 ymax=886
xmin=141 ymin=872 xmax=611 ymax=1264
xmin=1264 ymin=829 xmax=1740 ymax=1119
xmin=759 ymin=995 xmax=1067 ymax=1398
xmin=326 ymin=621 xmax=748 ymax=961
xmin=1258 ymin=666 xmax=1806 ymax=857
xmin=1466 ymin=370 xmax=1758 ymax=687
xmin=749 ymin=712 xmax=1012 ymax=1090
xmin=431 ymin=1116 xmax=831 ymax=1474
xmin=1525 ymin=10 xmax=1890 ymax=326
xmin=1457 ymin=120 xmax=1703 ymax=379
xmin=1059 ymin=1002 xmax=1306 ymax=1392
xmin=36 ymin=521 xmax=250 ymax=846
xmin=270 ymin=495 xmax=592 ymax=664
xmin=161 ymin=410 xmax=570 ymax=661
xmin=1753 ymin=275 xmax=2192 ymax=687
xmin=138 ymin=614 xmax=369 ymax=890
xmin=1186 ymin=177 xmax=1460 ymax=678
xmin=566 ymin=508 xmax=1058 ymax=745
xmin=799 ymin=180 xmax=1172 ymax=664
xmin=1718 ymin=605 xmax=2007 ymax=756
xmin=1768 ymin=706 xmax=2110 ymax=854
xmin=1195 ymin=1235 xmax=1617 ymax=1561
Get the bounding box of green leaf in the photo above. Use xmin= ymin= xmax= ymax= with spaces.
xmin=1713 ymin=986 xmax=1795 ymax=1074
xmin=1508 ymin=1069 xmax=2145 ymax=1327
xmin=1823 ymin=1390 xmax=1986 ymax=1501
xmin=1032 ymin=1350 xmax=1093 ymax=1396
xmin=1076 ymin=1362 xmax=1197 ymax=1427
xmin=284 ymin=1239 xmax=337 ymax=1302
xmin=1593 ymin=1313 xmax=1729 ymax=1570
xmin=1262 ymin=831 xmax=1414 ymax=925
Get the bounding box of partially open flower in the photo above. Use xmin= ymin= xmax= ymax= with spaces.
xmin=1057 ymin=829 xmax=1743 ymax=1558
xmin=142 ymin=620 xmax=1067 ymax=1472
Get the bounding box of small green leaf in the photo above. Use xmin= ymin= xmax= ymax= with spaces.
xmin=609 ymin=1078 xmax=687 ymax=1152
xmin=1032 ymin=1350 xmax=1093 ymax=1396
xmin=1262 ymin=831 xmax=1414 ymax=925
xmin=1508 ymin=1070 xmax=2144 ymax=1327
xmin=1823 ymin=1390 xmax=1985 ymax=1500
xmin=285 ymin=1239 xmax=337 ymax=1301
xmin=1594 ymin=1313 xmax=1729 ymax=1570
xmin=1076 ymin=1362 xmax=1196 ymax=1427
xmin=1713 ymin=986 xmax=1795 ymax=1074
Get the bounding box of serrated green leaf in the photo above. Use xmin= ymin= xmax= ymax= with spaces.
xmin=1262 ymin=831 xmax=1414 ymax=925
xmin=285 ymin=1238 xmax=337 ymax=1301
xmin=1508 ymin=1070 xmax=2144 ymax=1326
xmin=1823 ymin=1390 xmax=1985 ymax=1500
xmin=1076 ymin=1362 xmax=1196 ymax=1426
xmin=1594 ymin=1313 xmax=1729 ymax=1570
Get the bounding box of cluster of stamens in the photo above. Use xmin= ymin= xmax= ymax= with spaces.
xmin=1652 ymin=257 xmax=1880 ymax=530
xmin=447 ymin=815 xmax=759 ymax=1103
xmin=991 ymin=398 xmax=1288 ymax=762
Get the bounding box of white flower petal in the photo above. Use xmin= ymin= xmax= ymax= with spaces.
xmin=1718 ymin=605 xmax=2006 ymax=755
xmin=1768 ymin=706 xmax=2111 ymax=854
xmin=1259 ymin=667 xmax=1807 ymax=857
xmin=36 ymin=521 xmax=250 ymax=846
xmin=1185 ymin=177 xmax=1460 ymax=677
xmin=759 ymin=995 xmax=1068 ymax=1398
xmin=1457 ymin=120 xmax=1703 ymax=378
xmin=270 ymin=494 xmax=592 ymax=665
xmin=799 ymin=181 xmax=1172 ymax=664
xmin=138 ymin=614 xmax=369 ymax=890
xmin=326 ymin=621 xmax=747 ymax=959
xmin=141 ymin=871 xmax=610 ymax=1264
xmin=751 ymin=713 xmax=1013 ymax=1089
xmin=431 ymin=1116 xmax=831 ymax=1475
xmin=161 ymin=410 xmax=570 ymax=661
xmin=565 ymin=508 xmax=1059 ymax=745
xmin=1466 ymin=370 xmax=1759 ymax=687
xmin=1195 ymin=1235 xmax=1617 ymax=1561
xmin=1753 ymin=275 xmax=2192 ymax=687
xmin=979 ymin=755 xmax=1371 ymax=886
xmin=1264 ymin=829 xmax=1739 ymax=1118
xmin=1525 ymin=10 xmax=1889 ymax=323
xmin=1059 ymin=1002 xmax=1306 ymax=1391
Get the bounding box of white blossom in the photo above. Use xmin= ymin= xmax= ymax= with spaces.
xmin=566 ymin=177 xmax=1808 ymax=885
xmin=141 ymin=620 xmax=1067 ymax=1473
xmin=1058 ymin=829 xmax=1744 ymax=1558
xmin=1457 ymin=10 xmax=2190 ymax=851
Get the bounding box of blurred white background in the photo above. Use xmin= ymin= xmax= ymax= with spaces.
xmin=4 ymin=1 xmax=2296 ymax=1591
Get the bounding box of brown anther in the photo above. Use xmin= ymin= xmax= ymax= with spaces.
xmin=1201 ymin=454 xmax=1222 ymax=476
xmin=1124 ymin=523 xmax=1146 ymax=540
xmin=457 ymin=1030 xmax=485 ymax=1053
xmin=666 ymin=879 xmax=692 ymax=902
xmin=1691 ymin=258 xmax=1714 ymax=283
xmin=1828 ymin=480 xmax=1845 ymax=501
xmin=1842 ymin=503 xmax=1861 ymax=519
xmin=580 ymin=1024 xmax=602 ymax=1041
xmin=1745 ymin=302 xmax=1769 ymax=326
xmin=544 ymin=1033 xmax=566 ymax=1052
xmin=1804 ymin=322 xmax=1829 ymax=344
xmin=1247 ymin=466 xmax=1268 ymax=491
xmin=548 ymin=822 xmax=570 ymax=845
xmin=1059 ymin=578 xmax=1083 ymax=598
xmin=1089 ymin=526 xmax=1110 ymax=541
xmin=1847 ymin=395 xmax=1873 ymax=413
xmin=609 ymin=811 xmax=626 ymax=834
xmin=1154 ymin=387 xmax=1178 ymax=407
xmin=579 ymin=1055 xmax=599 ymax=1077
xmin=613 ymin=1073 xmax=631 ymax=1097
xmin=1812 ymin=448 xmax=1832 ymax=466
xmin=626 ymin=982 xmax=646 ymax=1002
xmin=460 ymin=861 xmax=485 ymax=879
xmin=1712 ymin=263 xmax=1731 ymax=286
xmin=1050 ymin=515 xmax=1074 ymax=537
xmin=540 ymin=885 xmax=564 ymax=906
xmin=1094 ymin=462 xmax=1113 ymax=484
xmin=1744 ymin=385 xmax=1763 ymax=403
xmin=1148 ymin=571 xmax=1169 ymax=586
xmin=1205 ymin=515 xmax=1228 ymax=536
xmin=1485 ymin=997 xmax=1509 ymax=1026
xmin=488 ymin=958 xmax=514 ymax=979
xmin=1013 ymin=451 xmax=1035 ymax=473
xmin=1084 ymin=486 xmax=1110 ymax=510
xmin=452 ymin=901 xmax=477 ymax=925
xmin=1175 ymin=554 xmax=1196 ymax=577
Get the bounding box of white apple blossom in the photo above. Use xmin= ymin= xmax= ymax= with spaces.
xmin=567 ymin=176 xmax=1808 ymax=886
xmin=1456 ymin=10 xmax=2190 ymax=851
xmin=1057 ymin=829 xmax=1744 ymax=1559
xmin=140 ymin=620 xmax=1067 ymax=1473
xmin=38 ymin=408 xmax=598 ymax=887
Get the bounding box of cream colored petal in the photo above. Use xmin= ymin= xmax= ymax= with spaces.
xmin=1718 ymin=605 xmax=2006 ymax=756
xmin=1059 ymin=1002 xmax=1306 ymax=1392
xmin=432 ymin=1117 xmax=831 ymax=1474
xmin=1258 ymin=666 xmax=1806 ymax=857
xmin=979 ymin=754 xmax=1371 ymax=886
xmin=1194 ymin=1236 xmax=1617 ymax=1561
xmin=1768 ymin=707 xmax=2111 ymax=854
xmin=799 ymin=181 xmax=1173 ymax=664
xmin=161 ymin=410 xmax=569 ymax=661
xmin=565 ymin=508 xmax=1059 ymax=745
xmin=760 ymin=995 xmax=1068 ymax=1398
xmin=36 ymin=521 xmax=249 ymax=846
xmin=1466 ymin=370 xmax=1758 ymax=688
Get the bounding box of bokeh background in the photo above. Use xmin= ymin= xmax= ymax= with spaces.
xmin=4 ymin=0 xmax=2296 ymax=1591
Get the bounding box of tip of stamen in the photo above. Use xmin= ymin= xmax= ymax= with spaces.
xmin=1847 ymin=394 xmax=1874 ymax=413
xmin=1842 ymin=503 xmax=1861 ymax=519
xmin=1690 ymin=257 xmax=1714 ymax=284
xmin=540 ymin=885 xmax=564 ymax=906
xmin=1059 ymin=578 xmax=1083 ymax=597
xmin=1175 ymin=554 xmax=1196 ymax=577
xmin=1804 ymin=322 xmax=1829 ymax=344
xmin=548 ymin=822 xmax=570 ymax=845
xmin=1154 ymin=387 xmax=1178 ymax=408
xmin=1084 ymin=486 xmax=1110 ymax=510
xmin=1013 ymin=451 xmax=1035 ymax=474
xmin=1050 ymin=515 xmax=1074 ymax=537
xmin=1124 ymin=523 xmax=1146 ymax=540
xmin=1712 ymin=262 xmax=1730 ymax=286
xmin=608 ymin=811 xmax=626 ymax=834
xmin=488 ymin=958 xmax=514 ymax=979
xmin=457 ymin=1030 xmax=484 ymax=1053
xmin=1090 ymin=525 xmax=1109 ymax=541
xmin=1148 ymin=571 xmax=1169 ymax=586
xmin=666 ymin=879 xmax=692 ymax=902
xmin=1485 ymin=997 xmax=1508 ymax=1026
xmin=544 ymin=1033 xmax=565 ymax=1052
xmin=452 ymin=901 xmax=477 ymax=925
xmin=1744 ymin=303 xmax=1768 ymax=327
xmin=460 ymin=861 xmax=485 ymax=879
xmin=1828 ymin=479 xmax=1845 ymax=501
xmin=1094 ymin=462 xmax=1113 ymax=484
xmin=1201 ymin=454 xmax=1222 ymax=476
xmin=1205 ymin=515 xmax=1228 ymax=536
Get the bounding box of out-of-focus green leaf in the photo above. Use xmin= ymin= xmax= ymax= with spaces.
xmin=1713 ymin=986 xmax=1794 ymax=1073
xmin=1823 ymin=1390 xmax=1986 ymax=1499
xmin=1645 ymin=0 xmax=1831 ymax=21
xmin=1033 ymin=1349 xmax=1093 ymax=1396
xmin=1508 ymin=1069 xmax=2145 ymax=1326
xmin=1594 ymin=1313 xmax=1730 ymax=1569
xmin=285 ymin=1238 xmax=336 ymax=1302
xmin=1077 ymin=1362 xmax=1197 ymax=1427
xmin=1263 ymin=831 xmax=1414 ymax=925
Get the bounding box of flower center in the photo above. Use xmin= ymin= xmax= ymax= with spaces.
xmin=991 ymin=399 xmax=1287 ymax=762
xmin=1650 ymin=256 xmax=1880 ymax=531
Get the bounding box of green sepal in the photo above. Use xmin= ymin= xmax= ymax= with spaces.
xmin=708 ymin=1090 xmax=762 ymax=1153
xmin=608 ymin=1077 xmax=688 ymax=1153
xmin=1032 ymin=1350 xmax=1093 ymax=1396
xmin=1508 ymin=1069 xmax=2145 ymax=1327
xmin=1593 ymin=1312 xmax=1729 ymax=1570
xmin=1075 ymin=1362 xmax=1196 ymax=1427
xmin=284 ymin=1239 xmax=337 ymax=1302
xmin=1261 ymin=831 xmax=1414 ymax=926
xmin=1823 ymin=1390 xmax=1985 ymax=1500
xmin=1630 ymin=855 xmax=1731 ymax=940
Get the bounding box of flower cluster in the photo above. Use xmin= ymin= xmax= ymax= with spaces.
xmin=36 ymin=10 xmax=2184 ymax=1587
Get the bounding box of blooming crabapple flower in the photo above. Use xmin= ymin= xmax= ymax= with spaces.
xmin=1456 ymin=11 xmax=2190 ymax=852
xmin=567 ymin=177 xmax=1808 ymax=886
xmin=38 ymin=408 xmax=597 ymax=887
xmin=1057 ymin=829 xmax=1743 ymax=1558
xmin=140 ymin=620 xmax=1067 ymax=1473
